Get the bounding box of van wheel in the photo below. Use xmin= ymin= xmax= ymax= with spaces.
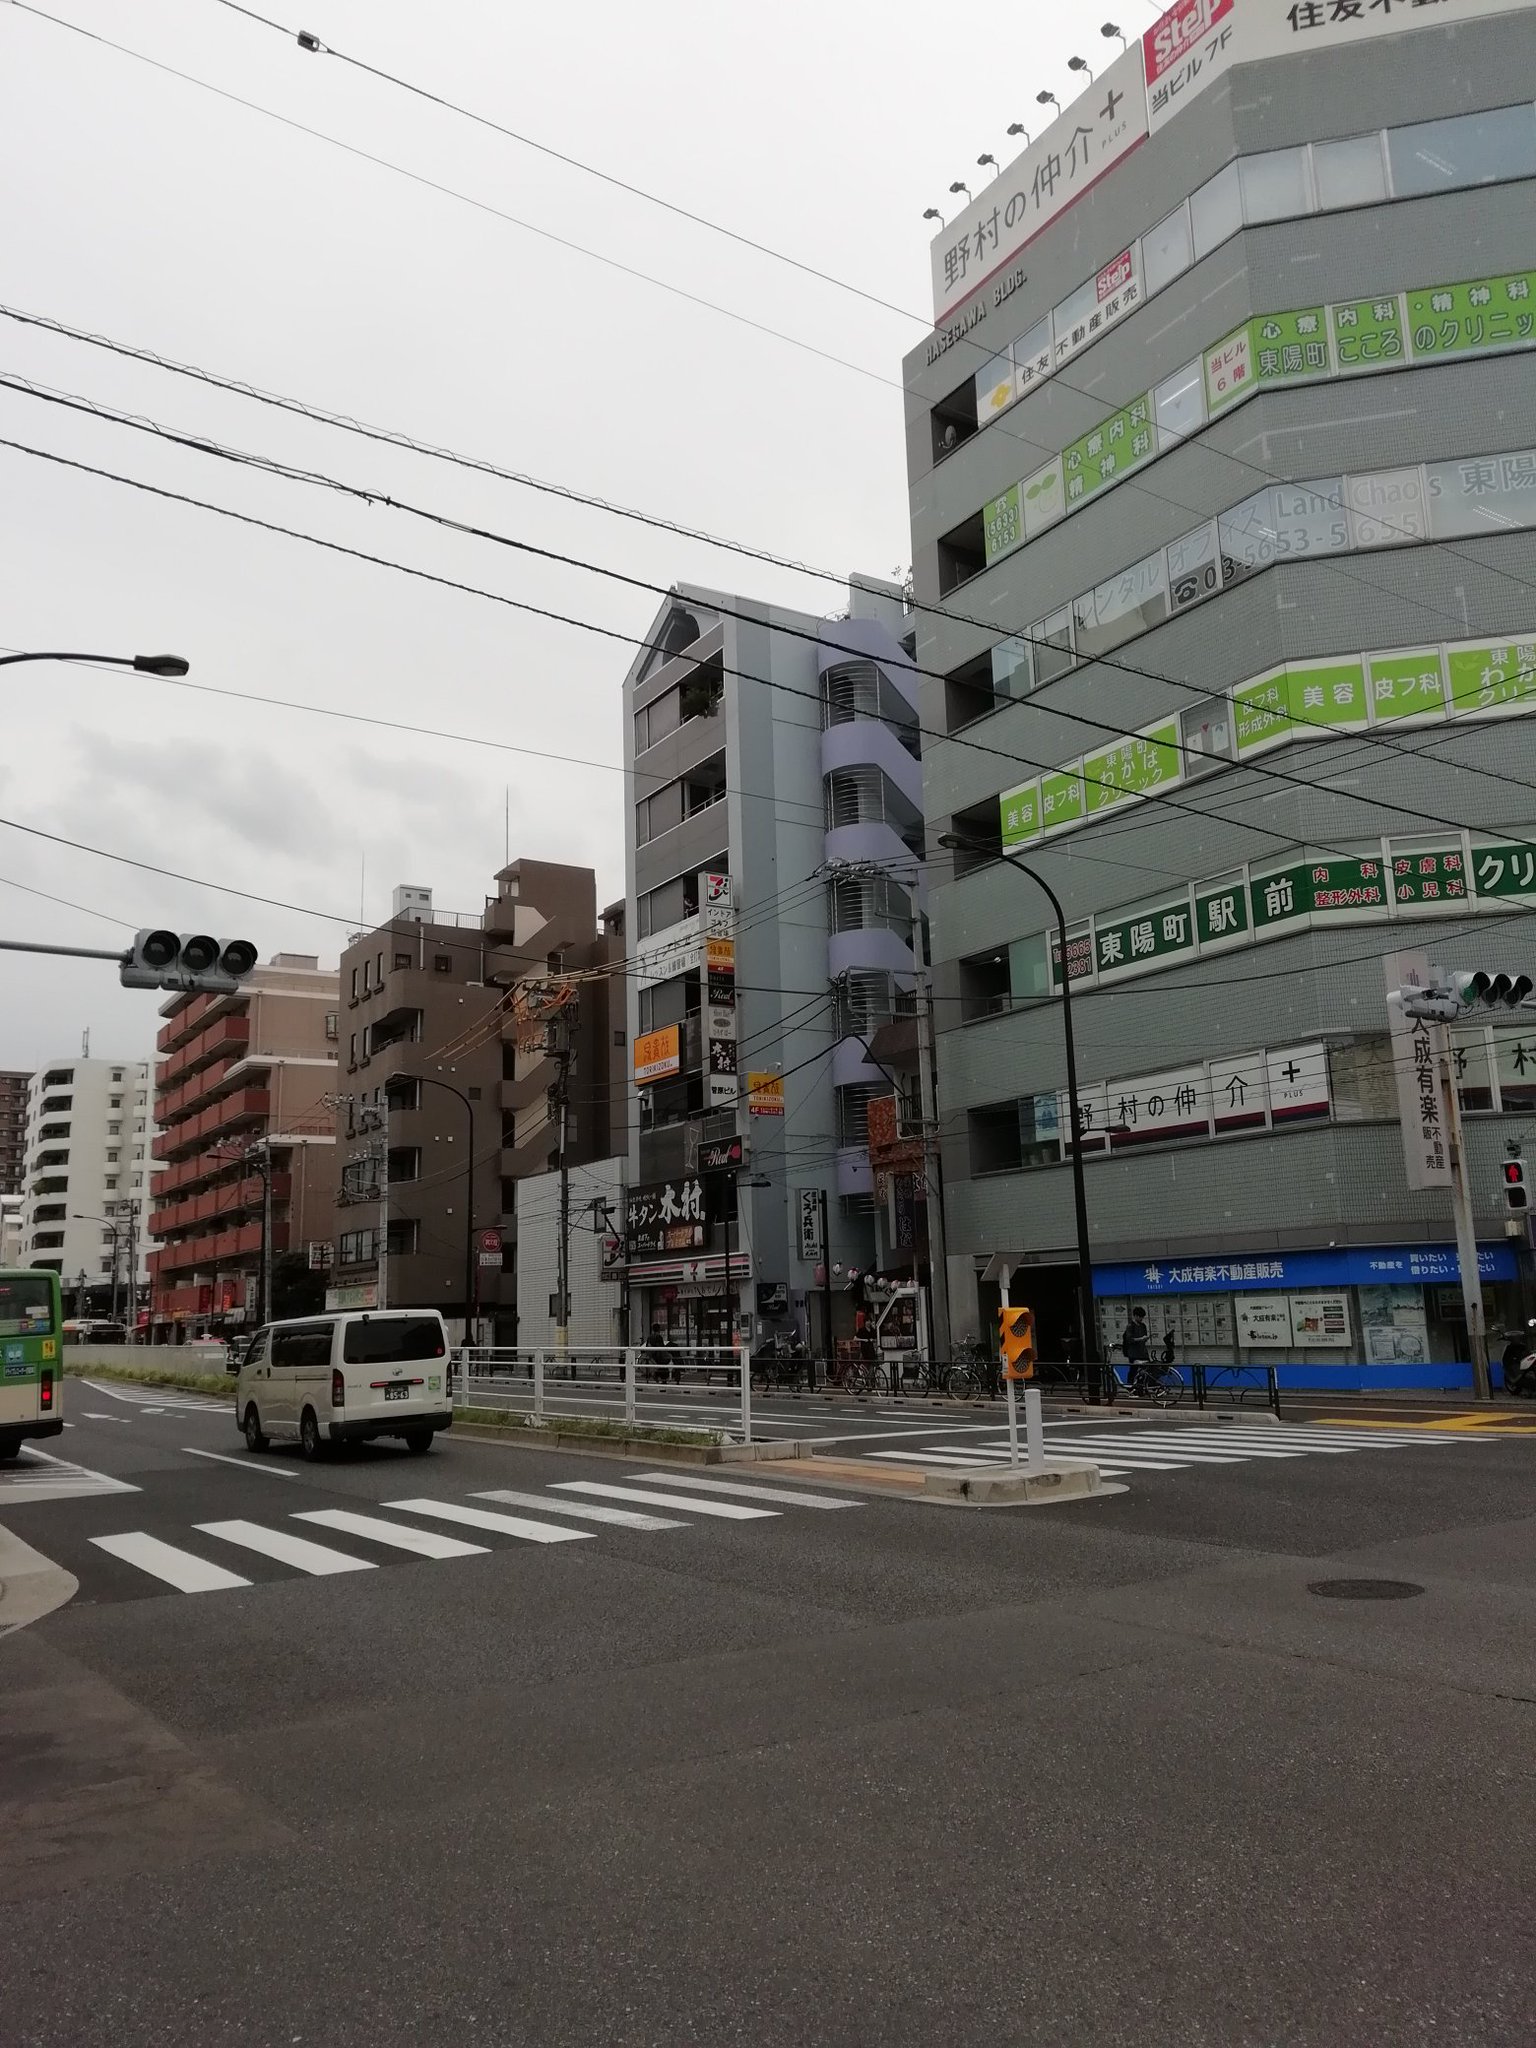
xmin=404 ymin=1427 xmax=434 ymax=1454
xmin=0 ymin=1430 xmax=23 ymax=1463
xmin=298 ymin=1408 xmax=325 ymax=1460
xmin=242 ymin=1405 xmax=268 ymax=1453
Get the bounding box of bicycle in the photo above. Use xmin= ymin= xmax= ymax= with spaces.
xmin=1111 ymin=1359 xmax=1187 ymax=1407
xmin=946 ymin=1340 xmax=999 ymax=1402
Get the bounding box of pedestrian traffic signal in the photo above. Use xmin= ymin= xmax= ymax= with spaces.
xmin=1451 ymin=971 xmax=1534 ymax=1010
xmin=1503 ymin=1158 xmax=1529 ymax=1213
xmin=120 ymin=930 xmax=259 ymax=994
xmin=998 ymin=1304 xmax=1035 ymax=1381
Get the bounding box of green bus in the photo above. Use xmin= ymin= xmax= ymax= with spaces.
xmin=0 ymin=1268 xmax=64 ymax=1461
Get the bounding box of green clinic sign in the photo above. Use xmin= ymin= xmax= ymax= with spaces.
xmin=1446 ymin=637 xmax=1536 ymax=719
xmin=1472 ymin=841 xmax=1536 ymax=900
xmin=983 ymin=483 xmax=1023 ymax=568
xmin=1063 ymin=396 xmax=1154 ymax=510
xmin=1369 ymin=649 xmax=1446 ymax=724
xmin=1406 ymin=270 xmax=1536 ymax=362
xmin=999 ymin=781 xmax=1040 ymax=848
xmin=1330 ymin=295 xmax=1406 ymax=371
xmin=1287 ymin=658 xmax=1367 ymax=735
xmin=1250 ymin=308 xmax=1330 ymax=388
xmin=1094 ymin=901 xmax=1196 ymax=980
xmin=1039 ymin=767 xmax=1085 ymax=832
xmin=1250 ymin=856 xmax=1387 ymax=931
xmin=1204 ymin=327 xmax=1252 ymax=414
xmin=1021 ymin=459 xmax=1066 ymax=537
xmin=1081 ymin=720 xmax=1180 ymax=819
xmin=1233 ymin=672 xmax=1290 ymax=756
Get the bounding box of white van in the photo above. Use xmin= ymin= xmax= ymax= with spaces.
xmin=232 ymin=1310 xmax=453 ymax=1459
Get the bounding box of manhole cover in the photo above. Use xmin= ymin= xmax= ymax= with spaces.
xmin=1307 ymin=1578 xmax=1425 ymax=1601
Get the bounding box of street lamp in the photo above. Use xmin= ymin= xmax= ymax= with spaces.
xmin=977 ymin=153 xmax=999 ymax=176
xmin=1067 ymin=54 xmax=1094 ymax=79
xmin=1006 ymin=123 xmax=1031 ymax=143
xmin=1102 ymin=24 xmax=1128 ymax=48
xmin=1037 ymin=89 xmax=1060 ymax=110
xmin=0 ymin=650 xmax=189 ymax=674
xmin=949 ymin=180 xmax=972 ymax=199
xmin=73 ymin=1211 xmax=123 ymax=1325
xmin=922 ymin=206 xmax=945 ymax=225
xmin=937 ymin=832 xmax=1102 ymax=1402
xmin=398 ymin=1072 xmax=478 ymax=1343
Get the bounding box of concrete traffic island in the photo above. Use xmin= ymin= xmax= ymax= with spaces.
xmin=919 ymin=1457 xmax=1103 ymax=1504
xmin=0 ymin=1524 xmax=78 ymax=1634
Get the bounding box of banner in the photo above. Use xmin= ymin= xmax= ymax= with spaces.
xmin=1384 ymin=950 xmax=1453 ymax=1190
xmin=633 ymin=1025 xmax=681 ymax=1086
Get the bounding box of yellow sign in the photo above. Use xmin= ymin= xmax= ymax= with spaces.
xmin=705 ymin=937 xmax=736 ymax=972
xmin=747 ymin=1071 xmax=785 ymax=1117
xmin=633 ymin=1025 xmax=681 ymax=1085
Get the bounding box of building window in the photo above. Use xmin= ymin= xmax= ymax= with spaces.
xmin=110 ymin=1068 xmax=122 ymax=1082
xmin=375 ymin=951 xmax=384 ymax=986
xmin=1314 ymin=131 xmax=1388 ymax=211
xmin=1388 ymin=102 xmax=1536 ymax=199
xmin=109 ymin=1096 xmax=122 ymax=1109
xmin=106 ymin=1123 xmax=121 ymax=1137
xmin=104 ymin=1177 xmax=118 ymax=1191
xmin=324 ymin=1011 xmax=338 ymax=1040
xmin=1142 ymin=201 xmax=1193 ymax=294
xmin=1189 ymin=160 xmax=1242 ymax=259
xmin=350 ymin=966 xmax=359 ymax=1001
xmin=105 ymin=1150 xmax=119 ymax=1164
xmin=433 ymin=953 xmax=453 ymax=973
xmin=393 ymin=951 xmax=411 ymax=970
xmin=1238 ymin=146 xmax=1312 ymax=225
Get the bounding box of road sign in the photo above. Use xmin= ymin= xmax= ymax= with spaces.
xmin=478 ymin=1228 xmax=503 ymax=1269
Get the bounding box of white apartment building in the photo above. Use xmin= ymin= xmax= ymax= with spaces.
xmin=21 ymin=1056 xmax=155 ymax=1313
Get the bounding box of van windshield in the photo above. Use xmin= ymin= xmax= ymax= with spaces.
xmin=342 ymin=1316 xmax=446 ymax=1364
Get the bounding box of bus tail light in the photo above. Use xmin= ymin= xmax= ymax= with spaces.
xmin=39 ymin=1370 xmax=54 ymax=1410
xmin=331 ymin=1369 xmax=345 ymax=1408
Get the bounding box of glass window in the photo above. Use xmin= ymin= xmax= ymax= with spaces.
xmin=1425 ymin=451 xmax=1536 ymax=540
xmin=1168 ymin=522 xmax=1221 ymax=611
xmin=1314 ymin=131 xmax=1388 ymax=210
xmin=1142 ymin=203 xmax=1194 ymax=295
xmin=1031 ymin=607 xmax=1074 ymax=687
xmin=1239 ymin=146 xmax=1312 ymax=224
xmin=1075 ymin=551 xmax=1169 ymax=660
xmin=991 ymin=637 xmax=1032 ymax=698
xmin=343 ymin=1314 xmax=447 ymax=1364
xmin=1190 ymin=161 xmax=1242 ymax=259
xmin=1008 ymin=933 xmax=1051 ymax=1001
xmin=1153 ymin=360 xmax=1205 ymax=445
xmin=1218 ymin=487 xmax=1278 ymax=585
xmin=645 ymin=688 xmax=680 ymax=748
xmin=1052 ymin=276 xmax=1100 ymax=368
xmin=975 ymin=347 xmax=1015 ymax=426
xmin=1011 ymin=318 xmax=1052 ymax=400
xmin=1269 ymin=478 xmax=1349 ymax=559
xmin=1019 ymin=1093 xmax=1063 ymax=1168
xmin=1388 ymin=103 xmax=1536 ymax=199
xmin=1180 ymin=697 xmax=1233 ymax=775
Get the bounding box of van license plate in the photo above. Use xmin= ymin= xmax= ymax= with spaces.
xmin=384 ymin=1384 xmax=409 ymax=1401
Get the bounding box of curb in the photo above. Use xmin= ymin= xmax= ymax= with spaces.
xmin=0 ymin=1523 xmax=78 ymax=1636
xmin=450 ymin=1424 xmax=813 ymax=1466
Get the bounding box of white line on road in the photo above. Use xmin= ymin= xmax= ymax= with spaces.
xmin=90 ymin=1532 xmax=251 ymax=1594
xmin=471 ymin=1489 xmax=687 ymax=1531
xmin=385 ymin=1498 xmax=593 ymax=1544
xmin=80 ymin=1412 xmax=128 ymax=1422
xmin=179 ymin=1446 xmax=297 ymax=1478
xmin=294 ymin=1509 xmax=489 ymax=1559
xmin=196 ymin=1518 xmax=376 ymax=1575
xmin=630 ymin=1472 xmax=859 ymax=1509
xmin=551 ymin=1481 xmax=778 ymax=1520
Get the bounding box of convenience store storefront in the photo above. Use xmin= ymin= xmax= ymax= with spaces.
xmin=1092 ymin=1243 xmax=1521 ymax=1392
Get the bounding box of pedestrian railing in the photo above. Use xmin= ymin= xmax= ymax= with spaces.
xmin=1192 ymin=1361 xmax=1282 ymax=1418
xmin=452 ymin=1344 xmax=758 ymax=1444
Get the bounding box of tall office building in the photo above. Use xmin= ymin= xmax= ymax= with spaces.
xmin=906 ymin=0 xmax=1536 ymax=1386
xmin=0 ymin=1069 xmax=29 ymax=1198
xmin=620 ymin=574 xmax=919 ymax=1355
xmin=20 ymin=1057 xmax=154 ymax=1312
xmin=148 ymin=956 xmax=339 ymax=1338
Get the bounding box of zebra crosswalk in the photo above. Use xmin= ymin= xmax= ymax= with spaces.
xmin=865 ymin=1422 xmax=1484 ymax=1480
xmin=79 ymin=1472 xmax=859 ymax=1600
xmin=0 ymin=1445 xmax=139 ymax=1504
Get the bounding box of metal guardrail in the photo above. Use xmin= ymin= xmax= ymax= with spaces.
xmin=453 ymin=1344 xmax=757 ymax=1443
xmin=1193 ymin=1361 xmax=1282 ymax=1418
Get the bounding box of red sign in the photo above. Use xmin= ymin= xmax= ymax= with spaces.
xmin=478 ymin=1228 xmax=503 ymax=1269
xmin=1096 ymin=250 xmax=1133 ymax=303
xmin=1144 ymin=0 xmax=1234 ymax=86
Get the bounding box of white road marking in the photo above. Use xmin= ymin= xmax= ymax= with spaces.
xmin=80 ymin=1411 xmax=126 ymax=1421
xmin=294 ymin=1509 xmax=488 ymax=1559
xmin=196 ymin=1518 xmax=376 ymax=1575
xmin=552 ymin=1481 xmax=777 ymax=1520
xmin=1034 ymin=1439 xmax=1250 ymax=1464
xmin=179 ymin=1446 xmax=297 ymax=1478
xmin=471 ymin=1488 xmax=686 ymax=1531
xmin=0 ymin=1447 xmax=139 ymax=1500
xmin=385 ymin=1498 xmax=592 ymax=1544
xmin=631 ymin=1472 xmax=859 ymax=1509
xmin=90 ymin=1532 xmax=251 ymax=1594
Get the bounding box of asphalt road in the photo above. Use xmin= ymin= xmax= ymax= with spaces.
xmin=3 ymin=1382 xmax=1534 ymax=2046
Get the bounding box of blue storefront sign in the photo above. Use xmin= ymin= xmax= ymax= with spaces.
xmin=1092 ymin=1243 xmax=1516 ymax=1296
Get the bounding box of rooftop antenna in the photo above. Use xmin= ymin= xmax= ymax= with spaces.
xmin=81 ymin=1026 xmax=89 ymax=1058
xmin=359 ymin=851 xmax=366 ymax=928
xmin=505 ymin=786 xmax=511 ymax=866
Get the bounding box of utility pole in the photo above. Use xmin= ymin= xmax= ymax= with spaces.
xmin=376 ymin=1097 xmax=390 ymax=1313
xmin=552 ymin=994 xmax=575 ymax=1357
xmin=912 ymin=911 xmax=953 ymax=1367
xmin=817 ymin=1186 xmax=834 ymax=1374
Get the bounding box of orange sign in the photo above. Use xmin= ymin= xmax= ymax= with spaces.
xmin=633 ymin=1025 xmax=681 ymax=1085
xmin=747 ymin=1071 xmax=785 ymax=1116
xmin=705 ymin=936 xmax=736 ymax=972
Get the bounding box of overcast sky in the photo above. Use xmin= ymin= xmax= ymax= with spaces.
xmin=0 ymin=0 xmax=1135 ymax=1071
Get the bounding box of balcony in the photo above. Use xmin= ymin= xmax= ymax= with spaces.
xmin=149 ymin=1172 xmax=291 ymax=1241
xmin=155 ymin=1013 xmax=251 ymax=1092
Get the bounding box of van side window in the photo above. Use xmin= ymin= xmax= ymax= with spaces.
xmin=243 ymin=1330 xmax=269 ymax=1369
xmin=271 ymin=1324 xmax=335 ymax=1368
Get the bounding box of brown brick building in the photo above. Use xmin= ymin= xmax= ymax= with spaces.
xmin=147 ymin=954 xmax=340 ymax=1338
xmin=0 ymin=1069 xmax=28 ymax=1198
xmin=332 ymin=864 xmax=622 ymax=1341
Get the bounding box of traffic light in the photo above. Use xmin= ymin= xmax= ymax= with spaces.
xmin=1451 ymin=971 xmax=1535 ymax=1010
xmin=1503 ymin=1156 xmax=1529 ymax=1213
xmin=120 ymin=930 xmax=259 ymax=994
xmin=998 ymin=1304 xmax=1036 ymax=1381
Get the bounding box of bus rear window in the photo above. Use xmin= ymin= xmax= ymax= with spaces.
xmin=0 ymin=1276 xmax=55 ymax=1338
xmin=342 ymin=1316 xmax=446 ymax=1364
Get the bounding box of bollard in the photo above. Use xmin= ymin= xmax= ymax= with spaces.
xmin=534 ymin=1349 xmax=546 ymax=1422
xmin=740 ymin=1345 xmax=752 ymax=1446
xmin=624 ymin=1346 xmax=637 ymax=1428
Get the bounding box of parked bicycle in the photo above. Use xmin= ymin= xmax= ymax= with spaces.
xmin=945 ymin=1339 xmax=999 ymax=1402
xmin=750 ymin=1333 xmax=810 ymax=1393
xmin=1110 ymin=1359 xmax=1188 ymax=1407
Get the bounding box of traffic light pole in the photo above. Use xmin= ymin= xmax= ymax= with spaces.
xmin=996 ymin=1263 xmax=1045 ymax=1473
xmin=1440 ymin=1031 xmax=1492 ymax=1401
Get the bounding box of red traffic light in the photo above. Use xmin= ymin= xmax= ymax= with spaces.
xmin=1503 ymin=1158 xmax=1528 ymax=1212
xmin=1504 ymin=1161 xmax=1526 ymax=1185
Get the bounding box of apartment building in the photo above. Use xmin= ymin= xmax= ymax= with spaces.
xmin=19 ymin=1056 xmax=154 ymax=1312
xmin=331 ymin=867 xmax=622 ymax=1342
xmin=621 ymin=574 xmax=919 ymax=1356
xmin=906 ymin=0 xmax=1536 ymax=1385
xmin=147 ymin=954 xmax=339 ymax=1338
